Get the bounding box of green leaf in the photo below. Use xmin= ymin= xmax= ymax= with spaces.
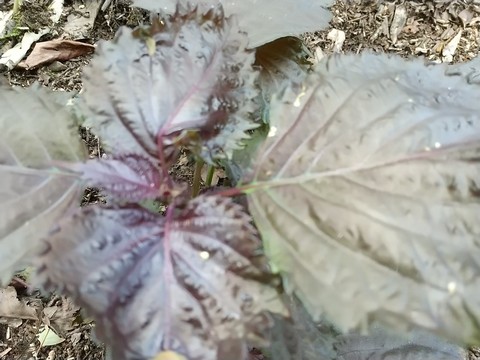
xmin=247 ymin=52 xmax=480 ymax=344
xmin=223 ymin=124 xmax=269 ymax=185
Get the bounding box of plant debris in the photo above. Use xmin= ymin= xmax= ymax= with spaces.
xmin=303 ymin=0 xmax=480 ymax=63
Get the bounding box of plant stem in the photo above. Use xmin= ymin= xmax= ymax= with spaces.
xmin=192 ymin=159 xmax=204 ymax=197
xmin=213 ymin=182 xmax=260 ymax=197
xmin=205 ymin=165 xmax=215 ymax=187
xmin=13 ymin=0 xmax=22 ymax=15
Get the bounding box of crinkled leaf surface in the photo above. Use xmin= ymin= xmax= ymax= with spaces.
xmin=335 ymin=328 xmax=465 ymax=360
xmin=72 ymin=154 xmax=163 ymax=202
xmin=34 ymin=195 xmax=285 ymax=360
xmin=82 ymin=4 xmax=258 ymax=163
xmin=0 ymin=83 xmax=86 ymax=285
xmin=133 ymin=0 xmax=334 ymax=48
xmin=247 ymin=52 xmax=480 ymax=344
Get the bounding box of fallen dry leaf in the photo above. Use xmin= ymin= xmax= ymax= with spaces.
xmin=390 ymin=4 xmax=407 ymax=44
xmin=18 ymin=39 xmax=95 ymax=70
xmin=0 ymin=347 xmax=12 ymax=359
xmin=37 ymin=325 xmax=65 ymax=347
xmin=458 ymin=8 xmax=474 ymax=26
xmin=327 ymin=28 xmax=346 ymax=52
xmin=0 ymin=286 xmax=37 ymax=324
xmin=43 ymin=296 xmax=79 ymax=333
xmin=0 ymin=29 xmax=50 ymax=70
xmin=442 ymin=30 xmax=463 ymax=62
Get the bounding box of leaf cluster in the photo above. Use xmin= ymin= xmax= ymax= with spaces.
xmin=1 ymin=1 xmax=480 ymax=360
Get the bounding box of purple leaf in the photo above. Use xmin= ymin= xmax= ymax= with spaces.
xmin=0 ymin=83 xmax=86 ymax=285
xmin=34 ymin=195 xmax=286 ymax=360
xmin=133 ymin=0 xmax=334 ymax=48
xmin=247 ymin=52 xmax=480 ymax=344
xmin=82 ymin=4 xmax=259 ymax=164
xmin=72 ymin=154 xmax=163 ymax=202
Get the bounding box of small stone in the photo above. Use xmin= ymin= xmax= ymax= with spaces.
xmin=48 ymin=61 xmax=68 ymax=72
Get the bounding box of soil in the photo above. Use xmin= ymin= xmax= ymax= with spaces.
xmin=0 ymin=0 xmax=479 ymax=359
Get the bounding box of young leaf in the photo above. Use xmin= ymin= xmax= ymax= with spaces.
xmin=247 ymin=52 xmax=480 ymax=344
xmin=0 ymin=83 xmax=86 ymax=285
xmin=71 ymin=154 xmax=163 ymax=202
xmin=222 ymin=37 xmax=312 ymax=185
xmin=133 ymin=0 xmax=334 ymax=48
xmin=222 ymin=125 xmax=269 ymax=186
xmin=82 ymin=4 xmax=259 ymax=164
xmin=34 ymin=195 xmax=286 ymax=360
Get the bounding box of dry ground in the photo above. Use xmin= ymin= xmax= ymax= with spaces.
xmin=1 ymin=0 xmax=479 ymax=359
